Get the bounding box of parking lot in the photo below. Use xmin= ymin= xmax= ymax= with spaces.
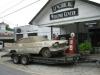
xmin=0 ymin=51 xmax=100 ymax=75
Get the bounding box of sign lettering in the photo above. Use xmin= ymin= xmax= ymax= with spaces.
xmin=50 ymin=8 xmax=78 ymax=20
xmin=52 ymin=1 xmax=75 ymax=12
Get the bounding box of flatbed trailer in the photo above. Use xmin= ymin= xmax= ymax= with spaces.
xmin=3 ymin=53 xmax=80 ymax=65
xmin=2 ymin=52 xmax=100 ymax=65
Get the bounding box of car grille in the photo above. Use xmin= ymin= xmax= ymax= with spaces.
xmin=59 ymin=43 xmax=67 ymax=48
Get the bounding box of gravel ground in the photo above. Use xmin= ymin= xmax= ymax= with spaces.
xmin=0 ymin=51 xmax=100 ymax=75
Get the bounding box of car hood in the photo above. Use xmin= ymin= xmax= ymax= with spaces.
xmin=37 ymin=40 xmax=68 ymax=47
xmin=45 ymin=40 xmax=68 ymax=43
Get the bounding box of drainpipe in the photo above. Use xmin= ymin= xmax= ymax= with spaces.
xmin=51 ymin=26 xmax=53 ymax=40
xmin=14 ymin=28 xmax=16 ymax=42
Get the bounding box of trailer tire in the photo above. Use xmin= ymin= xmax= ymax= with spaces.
xmin=41 ymin=48 xmax=51 ymax=58
xmin=12 ymin=55 xmax=20 ymax=64
xmin=10 ymin=50 xmax=16 ymax=54
xmin=21 ymin=55 xmax=29 ymax=65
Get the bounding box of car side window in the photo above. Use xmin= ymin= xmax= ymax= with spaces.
xmin=0 ymin=42 xmax=2 ymax=45
xmin=60 ymin=37 xmax=66 ymax=40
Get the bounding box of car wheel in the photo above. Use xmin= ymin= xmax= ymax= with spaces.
xmin=12 ymin=55 xmax=20 ymax=64
xmin=41 ymin=48 xmax=51 ymax=58
xmin=21 ymin=55 xmax=29 ymax=65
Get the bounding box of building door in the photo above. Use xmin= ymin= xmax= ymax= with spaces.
xmin=89 ymin=28 xmax=100 ymax=53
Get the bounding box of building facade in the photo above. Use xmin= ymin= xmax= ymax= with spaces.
xmin=29 ymin=0 xmax=100 ymax=53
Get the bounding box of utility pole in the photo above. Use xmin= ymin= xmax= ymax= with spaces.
xmin=51 ymin=26 xmax=53 ymax=40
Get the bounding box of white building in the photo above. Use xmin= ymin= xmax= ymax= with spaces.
xmin=29 ymin=0 xmax=100 ymax=53
xmin=0 ymin=22 xmax=7 ymax=31
xmin=0 ymin=22 xmax=14 ymax=43
xmin=15 ymin=25 xmax=60 ymax=40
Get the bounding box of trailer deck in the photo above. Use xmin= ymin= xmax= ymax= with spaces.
xmin=1 ymin=53 xmax=80 ymax=65
xmin=30 ymin=55 xmax=78 ymax=64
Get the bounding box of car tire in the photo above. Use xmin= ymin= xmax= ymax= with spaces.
xmin=41 ymin=48 xmax=52 ymax=58
xmin=21 ymin=55 xmax=29 ymax=65
xmin=12 ymin=55 xmax=20 ymax=64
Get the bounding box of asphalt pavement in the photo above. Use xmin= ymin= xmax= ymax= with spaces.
xmin=0 ymin=64 xmax=31 ymax=75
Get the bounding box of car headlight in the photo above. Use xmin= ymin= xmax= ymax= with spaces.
xmin=52 ymin=42 xmax=59 ymax=48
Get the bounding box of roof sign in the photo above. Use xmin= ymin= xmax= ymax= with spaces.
xmin=52 ymin=1 xmax=75 ymax=12
xmin=50 ymin=8 xmax=78 ymax=20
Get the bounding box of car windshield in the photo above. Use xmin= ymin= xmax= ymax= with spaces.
xmin=17 ymin=36 xmax=48 ymax=43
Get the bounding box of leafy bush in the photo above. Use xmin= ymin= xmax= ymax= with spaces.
xmin=79 ymin=40 xmax=92 ymax=54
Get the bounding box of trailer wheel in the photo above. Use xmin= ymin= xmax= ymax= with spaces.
xmin=12 ymin=55 xmax=20 ymax=64
xmin=21 ymin=55 xmax=29 ymax=65
xmin=41 ymin=48 xmax=51 ymax=58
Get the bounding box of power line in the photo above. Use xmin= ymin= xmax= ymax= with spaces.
xmin=0 ymin=0 xmax=26 ymax=14
xmin=0 ymin=0 xmax=41 ymax=19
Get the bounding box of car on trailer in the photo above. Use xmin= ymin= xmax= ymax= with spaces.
xmin=5 ymin=36 xmax=68 ymax=58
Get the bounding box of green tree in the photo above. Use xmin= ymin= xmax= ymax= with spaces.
xmin=6 ymin=25 xmax=13 ymax=31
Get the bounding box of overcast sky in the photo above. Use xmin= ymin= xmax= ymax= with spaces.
xmin=0 ymin=0 xmax=99 ymax=28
